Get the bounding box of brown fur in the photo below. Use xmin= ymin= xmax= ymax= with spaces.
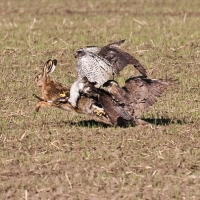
xmin=34 ymin=60 xmax=111 ymax=125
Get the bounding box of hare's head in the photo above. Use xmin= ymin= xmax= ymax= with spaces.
xmin=34 ymin=59 xmax=57 ymax=87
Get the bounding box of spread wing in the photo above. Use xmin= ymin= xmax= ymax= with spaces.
xmin=104 ymin=77 xmax=175 ymax=119
xmin=76 ymin=50 xmax=114 ymax=87
xmin=84 ymin=40 xmax=125 ymax=54
xmin=98 ymin=40 xmax=147 ymax=77
xmin=124 ymin=77 xmax=175 ymax=118
xmin=83 ymin=40 xmax=147 ymax=77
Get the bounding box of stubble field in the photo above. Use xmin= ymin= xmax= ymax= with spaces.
xmin=0 ymin=0 xmax=200 ymax=199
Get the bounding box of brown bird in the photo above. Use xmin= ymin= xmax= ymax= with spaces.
xmin=80 ymin=76 xmax=175 ymax=126
xmin=69 ymin=39 xmax=147 ymax=107
xmin=79 ymin=80 xmax=133 ymax=126
xmin=103 ymin=77 xmax=175 ymax=125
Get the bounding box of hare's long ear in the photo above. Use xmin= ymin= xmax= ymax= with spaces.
xmin=45 ymin=59 xmax=57 ymax=74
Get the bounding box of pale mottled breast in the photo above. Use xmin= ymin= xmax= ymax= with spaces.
xmin=76 ymin=50 xmax=114 ymax=87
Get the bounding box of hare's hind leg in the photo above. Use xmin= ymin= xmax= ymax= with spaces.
xmin=35 ymin=101 xmax=54 ymax=112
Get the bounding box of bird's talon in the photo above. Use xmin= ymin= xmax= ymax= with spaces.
xmin=60 ymin=92 xmax=66 ymax=98
xmin=94 ymin=108 xmax=106 ymax=117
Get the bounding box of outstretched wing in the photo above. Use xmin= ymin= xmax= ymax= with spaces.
xmin=98 ymin=40 xmax=147 ymax=77
xmin=124 ymin=77 xmax=175 ymax=118
xmin=76 ymin=50 xmax=114 ymax=87
xmin=84 ymin=39 xmax=125 ymax=54
xmin=104 ymin=77 xmax=175 ymax=119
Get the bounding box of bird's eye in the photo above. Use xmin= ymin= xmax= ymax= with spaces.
xmin=76 ymin=49 xmax=85 ymax=57
xmin=77 ymin=50 xmax=82 ymax=54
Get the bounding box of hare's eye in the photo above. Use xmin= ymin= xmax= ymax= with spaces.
xmin=35 ymin=74 xmax=40 ymax=80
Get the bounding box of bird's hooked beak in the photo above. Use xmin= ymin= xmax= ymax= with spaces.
xmin=74 ymin=52 xmax=79 ymax=58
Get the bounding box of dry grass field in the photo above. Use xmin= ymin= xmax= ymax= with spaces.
xmin=0 ymin=0 xmax=200 ymax=199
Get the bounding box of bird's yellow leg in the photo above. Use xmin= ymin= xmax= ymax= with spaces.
xmin=93 ymin=105 xmax=106 ymax=117
xmin=60 ymin=92 xmax=66 ymax=98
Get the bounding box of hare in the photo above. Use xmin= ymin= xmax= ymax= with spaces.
xmin=34 ymin=59 xmax=110 ymax=124
xmin=34 ymin=59 xmax=70 ymax=112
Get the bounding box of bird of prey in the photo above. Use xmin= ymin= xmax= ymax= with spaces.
xmin=68 ymin=53 xmax=114 ymax=107
xmin=103 ymin=77 xmax=175 ymax=124
xmin=82 ymin=76 xmax=175 ymax=126
xmin=68 ymin=39 xmax=147 ymax=107
xmin=77 ymin=77 xmax=133 ymax=126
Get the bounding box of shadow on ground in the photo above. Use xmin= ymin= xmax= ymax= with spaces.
xmin=68 ymin=118 xmax=186 ymax=128
xmin=143 ymin=118 xmax=186 ymax=126
xmin=69 ymin=120 xmax=112 ymax=128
